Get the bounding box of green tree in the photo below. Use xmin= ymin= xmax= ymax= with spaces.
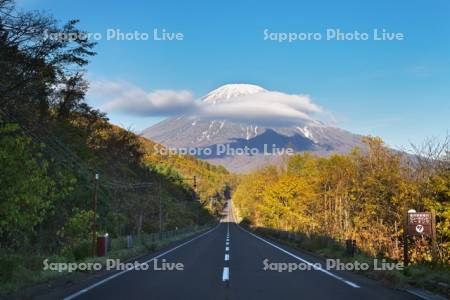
xmin=0 ymin=121 xmax=55 ymax=249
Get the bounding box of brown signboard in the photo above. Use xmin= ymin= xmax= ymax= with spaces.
xmin=403 ymin=210 xmax=437 ymax=266
xmin=407 ymin=212 xmax=432 ymax=236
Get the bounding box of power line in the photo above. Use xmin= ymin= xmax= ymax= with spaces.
xmin=0 ymin=108 xmax=155 ymax=190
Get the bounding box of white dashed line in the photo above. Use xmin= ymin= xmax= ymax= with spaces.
xmin=222 ymin=267 xmax=230 ymax=281
xmin=222 ymin=201 xmax=232 ymax=284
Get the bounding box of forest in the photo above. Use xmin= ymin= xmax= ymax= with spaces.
xmin=234 ymin=136 xmax=449 ymax=265
xmin=0 ymin=0 xmax=232 ymax=293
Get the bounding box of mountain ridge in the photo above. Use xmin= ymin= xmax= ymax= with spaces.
xmin=142 ymin=84 xmax=365 ymax=172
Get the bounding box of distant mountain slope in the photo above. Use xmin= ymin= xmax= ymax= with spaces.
xmin=142 ymin=84 xmax=365 ymax=173
xmin=139 ymin=136 xmax=235 ymax=202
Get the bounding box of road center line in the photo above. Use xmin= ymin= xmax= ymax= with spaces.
xmin=222 ymin=201 xmax=231 ymax=284
xmin=222 ymin=267 xmax=230 ymax=281
xmin=238 ymin=225 xmax=360 ymax=289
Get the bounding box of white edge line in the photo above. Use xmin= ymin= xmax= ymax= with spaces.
xmin=405 ymin=288 xmax=441 ymax=300
xmin=64 ymin=224 xmax=220 ymax=300
xmin=222 ymin=267 xmax=230 ymax=281
xmin=238 ymin=225 xmax=360 ymax=289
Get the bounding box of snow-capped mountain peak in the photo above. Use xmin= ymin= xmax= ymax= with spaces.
xmin=142 ymin=83 xmax=364 ymax=172
xmin=202 ymin=83 xmax=267 ymax=104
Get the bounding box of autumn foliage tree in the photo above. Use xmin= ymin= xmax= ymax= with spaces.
xmin=234 ymin=136 xmax=449 ymax=263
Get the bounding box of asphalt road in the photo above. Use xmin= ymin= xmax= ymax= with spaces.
xmin=61 ymin=201 xmax=418 ymax=300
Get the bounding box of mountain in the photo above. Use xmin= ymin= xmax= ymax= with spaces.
xmin=142 ymin=84 xmax=364 ymax=173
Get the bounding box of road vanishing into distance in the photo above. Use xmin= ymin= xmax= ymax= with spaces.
xmin=60 ymin=201 xmax=418 ymax=300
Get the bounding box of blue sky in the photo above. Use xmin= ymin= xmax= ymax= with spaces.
xmin=19 ymin=0 xmax=450 ymax=148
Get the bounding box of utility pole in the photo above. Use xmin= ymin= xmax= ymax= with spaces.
xmin=431 ymin=209 xmax=438 ymax=262
xmin=158 ymin=177 xmax=163 ymax=240
xmin=192 ymin=176 xmax=201 ymax=224
xmin=92 ymin=173 xmax=99 ymax=257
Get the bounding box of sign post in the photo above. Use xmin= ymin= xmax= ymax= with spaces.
xmin=403 ymin=211 xmax=409 ymax=267
xmin=404 ymin=210 xmax=436 ymax=267
xmin=407 ymin=212 xmax=433 ymax=236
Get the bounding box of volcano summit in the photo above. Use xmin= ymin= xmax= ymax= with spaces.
xmin=142 ymin=84 xmax=363 ymax=172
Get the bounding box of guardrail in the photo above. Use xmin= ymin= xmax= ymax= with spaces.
xmin=107 ymin=224 xmax=211 ymax=253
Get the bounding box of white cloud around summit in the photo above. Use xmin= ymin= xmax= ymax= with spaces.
xmin=91 ymin=80 xmax=327 ymax=126
xmin=197 ymin=91 xmax=323 ymax=126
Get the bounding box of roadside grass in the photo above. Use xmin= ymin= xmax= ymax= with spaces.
xmin=253 ymin=227 xmax=450 ymax=298
xmin=0 ymin=224 xmax=213 ymax=298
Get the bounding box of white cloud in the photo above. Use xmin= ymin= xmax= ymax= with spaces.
xmin=90 ymin=80 xmax=328 ymax=126
xmin=90 ymin=80 xmax=195 ymax=116
xmin=197 ymin=91 xmax=323 ymax=126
